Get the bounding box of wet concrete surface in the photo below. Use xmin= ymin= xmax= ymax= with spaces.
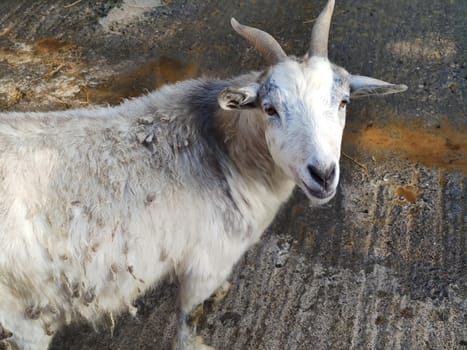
xmin=0 ymin=0 xmax=465 ymax=349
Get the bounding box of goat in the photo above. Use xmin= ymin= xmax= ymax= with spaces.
xmin=0 ymin=1 xmax=406 ymax=349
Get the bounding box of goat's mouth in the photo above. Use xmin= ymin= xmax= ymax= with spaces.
xmin=300 ymin=181 xmax=336 ymax=201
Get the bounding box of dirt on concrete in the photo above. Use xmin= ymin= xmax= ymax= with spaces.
xmin=0 ymin=0 xmax=465 ymax=349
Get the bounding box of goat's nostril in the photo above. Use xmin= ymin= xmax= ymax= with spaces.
xmin=307 ymin=164 xmax=326 ymax=187
xmin=307 ymin=164 xmax=336 ymax=190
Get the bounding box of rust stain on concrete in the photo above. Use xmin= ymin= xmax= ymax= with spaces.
xmin=0 ymin=37 xmax=197 ymax=110
xmin=82 ymin=57 xmax=198 ymax=105
xmin=344 ymin=119 xmax=467 ymax=173
xmin=0 ymin=37 xmax=80 ymax=66
xmin=33 ymin=38 xmax=77 ymax=53
xmin=395 ymin=185 xmax=418 ymax=203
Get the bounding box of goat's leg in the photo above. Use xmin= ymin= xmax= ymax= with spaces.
xmin=174 ymin=307 xmax=213 ymax=350
xmin=174 ymin=262 xmax=232 ymax=350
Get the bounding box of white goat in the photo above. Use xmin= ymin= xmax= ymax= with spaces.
xmin=0 ymin=1 xmax=406 ymax=349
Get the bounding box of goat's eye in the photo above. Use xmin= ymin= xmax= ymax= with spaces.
xmin=339 ymin=98 xmax=349 ymax=109
xmin=264 ymin=106 xmax=277 ymax=116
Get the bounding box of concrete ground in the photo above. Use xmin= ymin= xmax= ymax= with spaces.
xmin=0 ymin=0 xmax=465 ymax=349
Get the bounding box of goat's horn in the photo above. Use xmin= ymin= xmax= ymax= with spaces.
xmin=231 ymin=18 xmax=287 ymax=65
xmin=309 ymin=0 xmax=335 ymax=57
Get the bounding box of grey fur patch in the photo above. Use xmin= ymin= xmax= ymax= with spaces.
xmin=184 ymin=80 xmax=241 ymax=211
xmin=330 ymin=64 xmax=351 ymax=105
xmin=139 ymin=79 xmax=239 ymax=211
xmin=258 ymin=78 xmax=279 ymax=101
xmin=258 ymin=78 xmax=292 ymax=124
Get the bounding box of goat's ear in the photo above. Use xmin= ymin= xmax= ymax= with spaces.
xmin=218 ymin=83 xmax=260 ymax=110
xmin=350 ymin=75 xmax=407 ymax=98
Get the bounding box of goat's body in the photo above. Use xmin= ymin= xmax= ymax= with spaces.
xmin=0 ymin=77 xmax=294 ymax=349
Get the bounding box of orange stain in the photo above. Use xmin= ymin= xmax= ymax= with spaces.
xmin=395 ymin=186 xmax=418 ymax=203
xmin=344 ymin=120 xmax=467 ymax=173
xmin=33 ymin=38 xmax=76 ymax=52
xmin=83 ymin=57 xmax=199 ymax=105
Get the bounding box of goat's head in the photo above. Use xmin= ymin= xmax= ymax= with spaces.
xmin=218 ymin=0 xmax=407 ymax=204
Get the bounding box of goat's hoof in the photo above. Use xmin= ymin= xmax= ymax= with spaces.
xmin=191 ymin=337 xmax=215 ymax=350
xmin=212 ymin=281 xmax=231 ymax=304
xmin=173 ymin=335 xmax=215 ymax=350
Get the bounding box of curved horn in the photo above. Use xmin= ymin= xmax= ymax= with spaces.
xmin=310 ymin=0 xmax=335 ymax=57
xmin=231 ymin=18 xmax=287 ymax=65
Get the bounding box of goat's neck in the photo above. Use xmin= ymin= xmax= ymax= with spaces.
xmin=216 ymin=108 xmax=295 ymax=202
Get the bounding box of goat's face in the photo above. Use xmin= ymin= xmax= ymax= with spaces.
xmin=219 ymin=0 xmax=407 ymax=204
xmin=258 ymin=58 xmax=348 ymax=203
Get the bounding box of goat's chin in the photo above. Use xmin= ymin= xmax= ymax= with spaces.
xmin=299 ymin=183 xmax=336 ymax=206
xmin=306 ymin=192 xmax=335 ymax=206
